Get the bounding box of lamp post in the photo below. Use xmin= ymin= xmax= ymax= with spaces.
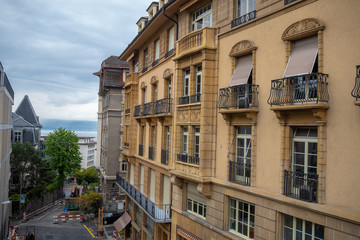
xmin=1 ymin=200 xmax=11 ymax=240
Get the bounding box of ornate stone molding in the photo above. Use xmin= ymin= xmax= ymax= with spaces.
xmin=150 ymin=76 xmax=158 ymax=85
xmin=282 ymin=18 xmax=325 ymax=41
xmin=140 ymin=82 xmax=146 ymax=89
xmin=229 ymin=40 xmax=257 ymax=57
xmin=163 ymin=68 xmax=173 ymax=79
xmin=197 ymin=183 xmax=211 ymax=198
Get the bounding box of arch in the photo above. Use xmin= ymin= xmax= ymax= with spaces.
xmin=282 ymin=18 xmax=325 ymax=41
xmin=163 ymin=68 xmax=173 ymax=79
xmin=150 ymin=76 xmax=158 ymax=85
xmin=229 ymin=40 xmax=257 ymax=57
xmin=140 ymin=82 xmax=147 ymax=89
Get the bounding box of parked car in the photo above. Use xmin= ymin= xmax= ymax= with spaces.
xmin=103 ymin=211 xmax=124 ymax=225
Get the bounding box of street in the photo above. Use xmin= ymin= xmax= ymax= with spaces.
xmin=13 ymin=205 xmax=97 ymax=240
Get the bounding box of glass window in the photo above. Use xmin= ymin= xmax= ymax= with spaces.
xmin=191 ymin=3 xmax=212 ymax=31
xmin=235 ymin=126 xmax=251 ymax=184
xmin=144 ymin=49 xmax=148 ymax=68
xmin=182 ymin=127 xmax=188 ymax=154
xmin=183 ymin=69 xmax=190 ymax=96
xmin=140 ymin=164 xmax=144 ymax=193
xmin=196 ymin=65 xmax=202 ymax=95
xmin=168 ymin=27 xmax=175 ymax=51
xmin=193 ymin=127 xmax=200 ymax=158
xmin=155 ymin=39 xmax=160 ymax=61
xmin=14 ymin=131 xmax=22 ymax=143
xmin=134 ymin=59 xmax=138 ymax=72
xmin=282 ymin=214 xmax=324 ymax=240
xmin=236 ymin=0 xmax=256 ymax=18
xmin=187 ymin=183 xmax=206 ymax=219
xmin=229 ymin=197 xmax=255 ymax=239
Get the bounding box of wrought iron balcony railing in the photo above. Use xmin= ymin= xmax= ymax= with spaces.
xmin=351 ymin=65 xmax=360 ymax=101
xmin=190 ymin=94 xmax=201 ymax=103
xmin=125 ymin=108 xmax=130 ymax=114
xmin=284 ymin=0 xmax=297 ymax=5
xmin=124 ymin=142 xmax=129 ymax=148
xmin=176 ymin=153 xmax=199 ymax=165
xmin=152 ymin=59 xmax=159 ymax=67
xmin=142 ymin=67 xmax=148 ymax=73
xmin=134 ymin=105 xmax=142 ymax=117
xmin=178 ymin=96 xmax=189 ymax=105
xmin=116 ymin=173 xmax=171 ymax=222
xmin=231 ymin=10 xmax=256 ymax=28
xmin=139 ymin=144 xmax=144 ymax=156
xmin=229 ymin=161 xmax=251 ymax=186
xmin=142 ymin=102 xmax=154 ymax=116
xmin=218 ymin=84 xmax=259 ymax=109
xmin=267 ymin=73 xmax=329 ymax=106
xmin=165 ymin=49 xmax=174 ymax=59
xmin=149 ymin=146 xmax=155 ymax=160
xmin=161 ymin=149 xmax=169 ymax=165
xmin=283 ymin=170 xmax=318 ymax=203
xmin=154 ymin=98 xmax=172 ymax=115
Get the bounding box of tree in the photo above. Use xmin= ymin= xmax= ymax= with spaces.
xmin=74 ymin=167 xmax=99 ymax=190
xmin=76 ymin=192 xmax=103 ymax=213
xmin=44 ymin=127 xmax=82 ymax=190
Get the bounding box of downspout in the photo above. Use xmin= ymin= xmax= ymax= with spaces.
xmin=162 ymin=6 xmax=178 ymax=40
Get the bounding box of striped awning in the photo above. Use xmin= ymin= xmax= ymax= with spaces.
xmin=176 ymin=227 xmax=201 ymax=240
xmin=113 ymin=211 xmax=131 ymax=232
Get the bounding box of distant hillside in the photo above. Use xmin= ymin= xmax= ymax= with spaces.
xmin=41 ymin=119 xmax=97 ymax=132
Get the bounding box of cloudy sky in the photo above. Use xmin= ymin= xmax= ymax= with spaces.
xmin=0 ymin=0 xmax=155 ymax=121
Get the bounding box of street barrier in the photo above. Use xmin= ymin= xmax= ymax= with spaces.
xmin=53 ymin=214 xmax=85 ymax=222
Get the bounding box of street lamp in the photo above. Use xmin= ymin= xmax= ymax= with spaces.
xmin=1 ymin=200 xmax=11 ymax=240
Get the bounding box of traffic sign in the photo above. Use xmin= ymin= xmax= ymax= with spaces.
xmin=20 ymin=194 xmax=26 ymax=203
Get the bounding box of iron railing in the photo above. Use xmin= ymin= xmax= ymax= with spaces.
xmin=124 ymin=142 xmax=129 ymax=148
xmin=134 ymin=105 xmax=142 ymax=117
xmin=142 ymin=102 xmax=154 ymax=116
xmin=283 ymin=170 xmax=318 ymax=203
xmin=190 ymin=94 xmax=201 ymax=103
xmin=229 ymin=161 xmax=251 ymax=186
xmin=231 ymin=10 xmax=256 ymax=28
xmin=284 ymin=0 xmax=297 ymax=5
xmin=178 ymin=96 xmax=189 ymax=105
xmin=139 ymin=144 xmax=144 ymax=156
xmin=267 ymin=73 xmax=329 ymax=106
xmin=152 ymin=59 xmax=159 ymax=67
xmin=165 ymin=49 xmax=174 ymax=59
xmin=0 ymin=72 xmax=14 ymax=100
xmin=176 ymin=154 xmax=199 ymax=165
xmin=161 ymin=149 xmax=169 ymax=165
xmin=351 ymin=65 xmax=360 ymax=100
xmin=154 ymin=98 xmax=172 ymax=115
xmin=125 ymin=108 xmax=130 ymax=114
xmin=218 ymin=84 xmax=259 ymax=109
xmin=149 ymin=146 xmax=155 ymax=160
xmin=142 ymin=67 xmax=148 ymax=73
xmin=116 ymin=173 xmax=171 ymax=222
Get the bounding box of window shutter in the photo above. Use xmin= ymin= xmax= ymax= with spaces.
xmin=229 ymin=54 xmax=253 ymax=87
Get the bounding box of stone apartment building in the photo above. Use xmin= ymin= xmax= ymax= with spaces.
xmin=0 ymin=62 xmax=14 ymax=239
xmin=78 ymin=137 xmax=97 ymax=169
xmin=117 ymin=0 xmax=360 ymax=239
xmin=94 ymin=56 xmax=129 ymax=210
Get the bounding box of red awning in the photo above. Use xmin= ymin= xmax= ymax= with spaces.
xmin=113 ymin=211 xmax=131 ymax=232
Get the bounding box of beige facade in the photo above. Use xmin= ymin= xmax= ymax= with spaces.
xmin=0 ymin=62 xmax=14 ymax=239
xmin=118 ymin=0 xmax=360 ymax=239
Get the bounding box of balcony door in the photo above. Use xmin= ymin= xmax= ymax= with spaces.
xmin=235 ymin=126 xmax=251 ymax=183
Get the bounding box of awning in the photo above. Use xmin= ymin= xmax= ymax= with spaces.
xmin=177 ymin=227 xmax=201 ymax=240
xmin=229 ymin=54 xmax=253 ymax=87
xmin=284 ymin=35 xmax=318 ymax=77
xmin=113 ymin=211 xmax=131 ymax=232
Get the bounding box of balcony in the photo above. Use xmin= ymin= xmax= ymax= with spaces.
xmin=231 ymin=10 xmax=256 ymax=28
xmin=190 ymin=94 xmax=201 ymax=103
xmin=175 ymin=27 xmax=216 ymax=60
xmin=142 ymin=102 xmax=154 ymax=116
xmin=267 ymin=73 xmax=329 ymax=106
xmin=149 ymin=146 xmax=155 ymax=160
xmin=161 ymin=149 xmax=169 ymax=165
xmin=178 ymin=96 xmax=189 ymax=105
xmin=176 ymin=154 xmax=199 ymax=165
xmin=139 ymin=144 xmax=144 ymax=156
xmin=134 ymin=105 xmax=142 ymax=117
xmin=284 ymin=0 xmax=297 ymax=5
xmin=154 ymin=98 xmax=173 ymax=115
xmin=218 ymin=84 xmax=259 ymax=109
xmin=116 ymin=173 xmax=171 ymax=222
xmin=351 ymin=65 xmax=360 ymax=104
xmin=229 ymin=161 xmax=251 ymax=186
xmin=125 ymin=108 xmax=130 ymax=114
xmin=283 ymin=170 xmax=318 ymax=203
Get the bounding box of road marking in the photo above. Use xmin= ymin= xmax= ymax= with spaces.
xmin=83 ymin=224 xmax=95 ymax=238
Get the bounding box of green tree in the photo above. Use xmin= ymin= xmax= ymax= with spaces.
xmin=44 ymin=127 xmax=82 ymax=190
xmin=75 ymin=167 xmax=99 ymax=190
xmin=76 ymin=192 xmax=103 ymax=213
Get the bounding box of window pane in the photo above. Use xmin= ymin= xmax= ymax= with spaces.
xmin=305 ymin=221 xmax=312 ymax=234
xmin=308 ymin=154 xmax=317 ymax=167
xmin=230 ymin=219 xmax=236 ymax=230
xmin=314 ymin=224 xmax=324 ymax=239
xmin=284 ymin=228 xmax=293 ymax=240
xmin=296 ymin=231 xmax=302 ymax=240
xmin=294 ymin=153 xmax=305 ymax=165
xmin=294 ymin=142 xmax=305 ymax=153
xmin=284 ymin=214 xmax=293 ymax=228
xmin=308 ymin=142 xmax=317 ymax=154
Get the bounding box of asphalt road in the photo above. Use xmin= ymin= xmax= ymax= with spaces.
xmin=14 ymin=205 xmax=98 ymax=240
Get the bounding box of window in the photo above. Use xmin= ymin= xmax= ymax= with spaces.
xmin=165 ymin=126 xmax=170 ymax=151
xmin=235 ymin=0 xmax=255 ymax=19
xmin=134 ymin=59 xmax=138 ymax=72
xmin=192 ymin=3 xmax=212 ymax=31
xmin=229 ymin=198 xmax=254 ymax=239
xmin=168 ymin=27 xmax=175 ymax=51
xmin=155 ymin=39 xmax=160 ymax=61
xmin=235 ymin=126 xmax=251 ymax=184
xmin=140 ymin=165 xmax=145 ymax=193
xmin=163 ymin=175 xmax=170 ymax=205
xmin=187 ymin=183 xmax=206 ymax=219
xmin=151 ymin=126 xmax=156 ymax=147
xmin=194 ymin=65 xmax=202 ymax=102
xmin=153 ymin=84 xmax=158 ymax=102
xmin=193 ymin=127 xmax=200 ymax=158
xmin=183 ymin=69 xmax=190 ymax=96
xmin=282 ymin=214 xmax=324 ymax=240
xmin=144 ymin=49 xmax=148 ymax=70
xmin=130 ymin=164 xmax=135 ymax=185
xmin=142 ymin=88 xmax=146 ymax=104
xmin=121 ymin=161 xmax=127 ymax=172
xmin=182 ymin=127 xmax=188 ymax=154
xmin=149 ymin=169 xmax=155 ymax=201
xmin=167 ymin=79 xmax=172 ymax=99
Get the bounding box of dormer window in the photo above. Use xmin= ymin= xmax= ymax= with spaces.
xmin=191 ymin=3 xmax=212 ymax=31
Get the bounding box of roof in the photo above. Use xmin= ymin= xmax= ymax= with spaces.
xmin=146 ymin=2 xmax=159 ymax=12
xmin=15 ymin=95 xmax=41 ymax=127
xmin=136 ymin=17 xmax=148 ymax=25
xmin=93 ymin=56 xmax=129 ymax=76
xmin=12 ymin=112 xmax=35 ymax=128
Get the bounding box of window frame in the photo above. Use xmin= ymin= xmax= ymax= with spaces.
xmin=193 ymin=127 xmax=200 ymax=158
xmin=235 ymin=0 xmax=256 ymax=19
xmin=182 ymin=127 xmax=189 ymax=154
xmin=168 ymin=26 xmax=175 ymax=52
xmin=183 ymin=69 xmax=190 ymax=96
xmin=195 ymin=65 xmax=202 ymax=96
xmin=229 ymin=197 xmax=255 ymax=239
xmin=191 ymin=3 xmax=212 ymax=31
xmin=235 ymin=126 xmax=252 ymax=183
xmin=282 ymin=214 xmax=324 ymax=240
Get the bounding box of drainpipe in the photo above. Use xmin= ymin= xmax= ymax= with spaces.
xmin=162 ymin=6 xmax=178 ymax=40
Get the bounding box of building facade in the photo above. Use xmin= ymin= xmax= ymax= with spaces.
xmin=0 ymin=62 xmax=14 ymax=239
xmin=94 ymin=56 xmax=129 ymax=210
xmin=118 ymin=0 xmax=360 ymax=239
xmin=78 ymin=137 xmax=97 ymax=169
